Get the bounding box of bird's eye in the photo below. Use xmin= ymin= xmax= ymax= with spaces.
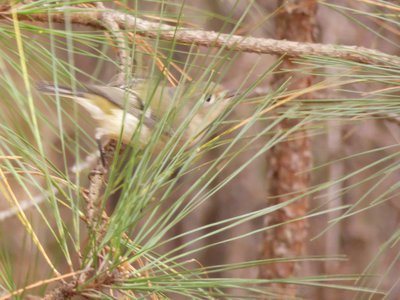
xmin=205 ymin=94 xmax=213 ymax=103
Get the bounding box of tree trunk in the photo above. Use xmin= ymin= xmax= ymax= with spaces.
xmin=259 ymin=0 xmax=317 ymax=297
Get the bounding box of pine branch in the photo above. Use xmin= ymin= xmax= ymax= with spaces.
xmin=0 ymin=3 xmax=398 ymax=66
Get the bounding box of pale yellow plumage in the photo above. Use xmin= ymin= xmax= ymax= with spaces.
xmin=37 ymin=81 xmax=232 ymax=150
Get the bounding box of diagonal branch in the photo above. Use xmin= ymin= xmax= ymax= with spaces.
xmin=0 ymin=4 xmax=399 ymax=66
xmin=95 ymin=2 xmax=131 ymax=82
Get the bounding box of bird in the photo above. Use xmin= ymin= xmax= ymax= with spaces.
xmin=37 ymin=80 xmax=233 ymax=164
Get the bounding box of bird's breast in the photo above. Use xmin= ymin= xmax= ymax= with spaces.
xmin=98 ymin=109 xmax=152 ymax=145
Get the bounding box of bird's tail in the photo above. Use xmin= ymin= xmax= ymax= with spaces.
xmin=36 ymin=82 xmax=85 ymax=97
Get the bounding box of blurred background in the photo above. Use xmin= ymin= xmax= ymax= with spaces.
xmin=1 ymin=1 xmax=400 ymax=299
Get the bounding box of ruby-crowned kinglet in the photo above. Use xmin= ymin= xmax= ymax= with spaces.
xmin=37 ymin=80 xmax=232 ymax=153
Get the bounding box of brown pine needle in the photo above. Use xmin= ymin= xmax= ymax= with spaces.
xmin=0 ymin=270 xmax=83 ymax=300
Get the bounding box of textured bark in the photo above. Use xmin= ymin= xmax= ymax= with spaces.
xmin=259 ymin=0 xmax=317 ymax=297
xmin=0 ymin=4 xmax=397 ymax=65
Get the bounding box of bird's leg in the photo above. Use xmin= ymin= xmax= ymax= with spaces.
xmin=87 ymin=138 xmax=106 ymax=181
xmin=97 ymin=138 xmax=107 ymax=168
xmin=95 ymin=130 xmax=107 ymax=168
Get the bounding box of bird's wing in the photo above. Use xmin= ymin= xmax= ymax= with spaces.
xmin=36 ymin=82 xmax=86 ymax=97
xmin=85 ymin=84 xmax=144 ymax=112
xmin=85 ymin=84 xmax=161 ymax=131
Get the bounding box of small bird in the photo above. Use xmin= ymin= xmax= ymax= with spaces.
xmin=37 ymin=80 xmax=233 ymax=162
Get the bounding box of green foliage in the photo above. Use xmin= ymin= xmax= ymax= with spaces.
xmin=0 ymin=0 xmax=399 ymax=299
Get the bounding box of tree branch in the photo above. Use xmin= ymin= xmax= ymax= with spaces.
xmin=95 ymin=2 xmax=131 ymax=82
xmin=0 ymin=4 xmax=398 ymax=66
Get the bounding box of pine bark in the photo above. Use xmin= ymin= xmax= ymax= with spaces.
xmin=259 ymin=0 xmax=317 ymax=297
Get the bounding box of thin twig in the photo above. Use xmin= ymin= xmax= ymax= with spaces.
xmin=0 ymin=4 xmax=398 ymax=66
xmin=85 ymin=161 xmax=106 ymax=227
xmin=84 ymin=140 xmax=118 ymax=230
xmin=95 ymin=2 xmax=130 ymax=82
